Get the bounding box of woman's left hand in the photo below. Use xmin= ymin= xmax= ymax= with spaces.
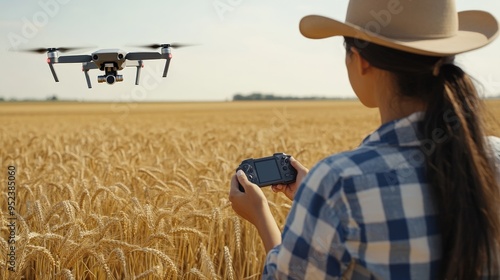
xmin=228 ymin=170 xmax=270 ymax=227
xmin=229 ymin=170 xmax=282 ymax=252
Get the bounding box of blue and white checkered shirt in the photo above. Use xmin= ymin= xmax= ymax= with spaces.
xmin=262 ymin=112 xmax=500 ymax=279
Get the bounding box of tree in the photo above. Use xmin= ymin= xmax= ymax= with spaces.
xmin=47 ymin=95 xmax=58 ymax=101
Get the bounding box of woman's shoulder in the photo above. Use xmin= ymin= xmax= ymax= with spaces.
xmin=314 ymin=144 xmax=418 ymax=179
xmin=301 ymin=148 xmax=377 ymax=196
xmin=310 ymin=146 xmax=381 ymax=180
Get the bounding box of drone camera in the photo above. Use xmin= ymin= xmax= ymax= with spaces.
xmin=117 ymin=53 xmax=124 ymax=60
xmin=106 ymin=75 xmax=115 ymax=85
xmin=92 ymin=54 xmax=99 ymax=61
xmin=98 ymin=75 xmax=123 ymax=85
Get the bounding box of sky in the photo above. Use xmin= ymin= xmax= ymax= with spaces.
xmin=1 ymin=0 xmax=500 ymax=102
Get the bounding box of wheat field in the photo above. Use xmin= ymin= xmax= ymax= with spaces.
xmin=1 ymin=100 xmax=499 ymax=279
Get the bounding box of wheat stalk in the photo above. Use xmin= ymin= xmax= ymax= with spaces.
xmin=20 ymin=184 xmax=34 ymax=201
xmin=51 ymin=222 xmax=76 ymax=233
xmin=233 ymin=216 xmax=242 ymax=254
xmin=59 ymin=268 xmax=75 ymax=280
xmin=63 ymin=151 xmax=80 ymax=162
xmin=138 ymin=168 xmax=162 ymax=182
xmin=185 ymin=268 xmax=208 ymax=280
xmin=133 ymin=266 xmax=160 ymax=280
xmin=114 ymin=182 xmax=131 ymax=194
xmin=199 ymin=243 xmax=217 ymax=280
xmin=114 ymin=167 xmax=131 ymax=181
xmin=224 ymin=246 xmax=235 ymax=280
xmin=133 ymin=248 xmax=177 ymax=279
xmin=146 ymin=233 xmax=174 ymax=247
xmin=64 ymin=183 xmax=75 ymax=201
xmin=109 ymin=248 xmax=127 ymax=278
xmin=51 ymin=150 xmax=63 ymax=164
xmin=172 ymin=198 xmax=192 ymax=214
xmin=62 ymin=200 xmax=75 ymax=221
xmin=169 ymin=227 xmax=204 ymax=239
xmin=176 ymin=172 xmax=195 ymax=192
xmin=87 ymin=250 xmax=112 ymax=279
xmin=23 ymin=245 xmax=56 ymax=271
xmin=186 ymin=212 xmax=212 ymax=221
xmin=91 ymin=187 xmax=111 ymax=204
xmin=33 ymin=200 xmax=45 ymax=224
xmin=143 ymin=204 xmax=155 ymax=230
xmin=118 ymin=211 xmax=131 ymax=240
xmin=78 ymin=189 xmax=91 ymax=211
xmin=166 ymin=180 xmax=189 ymax=193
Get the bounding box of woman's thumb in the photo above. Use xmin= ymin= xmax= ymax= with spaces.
xmin=237 ymin=170 xmax=258 ymax=193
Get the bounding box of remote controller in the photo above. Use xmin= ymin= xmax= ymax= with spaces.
xmin=236 ymin=153 xmax=297 ymax=192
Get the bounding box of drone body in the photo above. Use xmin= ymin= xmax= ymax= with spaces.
xmin=37 ymin=44 xmax=183 ymax=88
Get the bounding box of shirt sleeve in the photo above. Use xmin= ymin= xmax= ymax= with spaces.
xmin=488 ymin=136 xmax=500 ymax=181
xmin=488 ymin=136 xmax=500 ymax=161
xmin=262 ymin=161 xmax=352 ymax=279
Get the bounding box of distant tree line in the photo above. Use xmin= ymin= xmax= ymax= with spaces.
xmin=233 ymin=92 xmax=500 ymax=101
xmin=0 ymin=95 xmax=59 ymax=102
xmin=232 ymin=92 xmax=352 ymax=101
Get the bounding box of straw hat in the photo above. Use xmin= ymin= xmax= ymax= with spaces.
xmin=299 ymin=0 xmax=499 ymax=56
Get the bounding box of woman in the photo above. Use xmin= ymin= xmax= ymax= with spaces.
xmin=229 ymin=0 xmax=500 ymax=279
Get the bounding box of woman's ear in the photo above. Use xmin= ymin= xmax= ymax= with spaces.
xmin=350 ymin=48 xmax=371 ymax=76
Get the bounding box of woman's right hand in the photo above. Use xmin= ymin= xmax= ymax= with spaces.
xmin=271 ymin=157 xmax=309 ymax=201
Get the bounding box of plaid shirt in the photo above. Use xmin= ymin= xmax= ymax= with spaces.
xmin=262 ymin=112 xmax=500 ymax=279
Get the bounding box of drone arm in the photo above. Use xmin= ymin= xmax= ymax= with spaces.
xmin=57 ymin=55 xmax=92 ymax=63
xmin=47 ymin=61 xmax=59 ymax=82
xmin=126 ymin=52 xmax=162 ymax=60
xmin=82 ymin=62 xmax=98 ymax=70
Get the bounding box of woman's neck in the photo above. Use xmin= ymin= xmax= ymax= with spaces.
xmin=378 ymin=97 xmax=426 ymax=124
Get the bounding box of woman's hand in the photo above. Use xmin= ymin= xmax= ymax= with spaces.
xmin=271 ymin=157 xmax=309 ymax=201
xmin=229 ymin=170 xmax=281 ymax=252
xmin=229 ymin=170 xmax=270 ymax=226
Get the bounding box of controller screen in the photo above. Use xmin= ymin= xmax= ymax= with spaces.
xmin=255 ymin=159 xmax=282 ymax=184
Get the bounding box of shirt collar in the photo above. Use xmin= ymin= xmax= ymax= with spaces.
xmin=361 ymin=111 xmax=425 ymax=147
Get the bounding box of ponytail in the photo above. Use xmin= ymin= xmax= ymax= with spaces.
xmin=424 ymin=64 xmax=500 ymax=279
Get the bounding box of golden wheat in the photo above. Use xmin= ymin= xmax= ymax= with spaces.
xmin=0 ymin=100 xmax=498 ymax=279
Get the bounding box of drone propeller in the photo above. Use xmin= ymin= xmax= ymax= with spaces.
xmin=17 ymin=47 xmax=95 ymax=84
xmin=20 ymin=46 xmax=95 ymax=54
xmin=135 ymin=43 xmax=196 ymax=49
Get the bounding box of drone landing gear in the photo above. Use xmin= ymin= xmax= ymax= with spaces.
xmin=84 ymin=70 xmax=91 ymax=89
xmin=162 ymin=58 xmax=171 ymax=78
xmin=82 ymin=61 xmax=98 ymax=89
xmin=135 ymin=60 xmax=143 ymax=85
xmin=47 ymin=61 xmax=59 ymax=82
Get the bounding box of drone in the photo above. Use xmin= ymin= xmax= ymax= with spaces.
xmin=26 ymin=44 xmax=191 ymax=88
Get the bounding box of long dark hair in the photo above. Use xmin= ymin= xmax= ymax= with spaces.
xmin=344 ymin=37 xmax=500 ymax=279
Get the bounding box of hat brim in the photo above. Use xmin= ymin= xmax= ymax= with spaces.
xmin=300 ymin=11 xmax=499 ymax=56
